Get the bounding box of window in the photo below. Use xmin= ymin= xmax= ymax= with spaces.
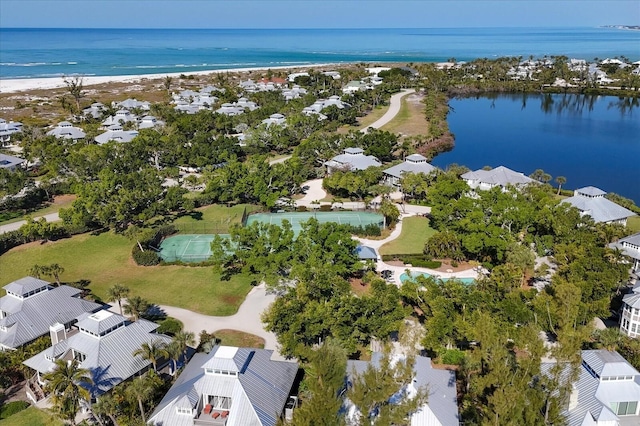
xmin=611 ymin=401 xmax=638 ymax=416
xmin=73 ymin=350 xmax=86 ymax=363
xmin=176 ymin=407 xmax=192 ymax=415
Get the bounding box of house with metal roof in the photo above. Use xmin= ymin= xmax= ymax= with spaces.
xmin=542 ymin=349 xmax=640 ymax=425
xmin=95 ymin=125 xmax=139 ymax=145
xmin=101 ymin=109 xmax=138 ymax=127
xmin=46 ymin=121 xmax=86 ymax=141
xmin=139 ymin=115 xmax=165 ymax=130
xmin=344 ymin=353 xmax=459 ymax=426
xmin=461 ymin=166 xmax=535 ymax=191
xmin=562 ymin=186 xmax=636 ymax=225
xmin=0 ymin=277 xmax=102 ymax=350
xmin=620 ymin=285 xmax=640 ymax=338
xmin=383 ymin=154 xmax=437 ymax=187
xmin=23 ymin=309 xmax=172 ymax=399
xmin=83 ymin=102 xmax=106 ymax=119
xmin=0 ymin=118 xmax=22 ymax=145
xmin=261 ymin=113 xmax=286 ymax=127
xmin=114 ymin=98 xmax=151 ymax=111
xmin=0 ymin=152 xmax=26 ymax=172
xmin=325 ymin=147 xmax=382 ymax=174
xmin=148 ymin=345 xmax=299 ymax=426
xmin=609 ymin=232 xmax=640 ymax=274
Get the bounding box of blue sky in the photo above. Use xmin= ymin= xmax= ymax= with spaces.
xmin=1 ymin=0 xmax=638 ymax=29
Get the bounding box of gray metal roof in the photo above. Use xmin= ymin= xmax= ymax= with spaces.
xmin=623 ymin=291 xmax=640 ymax=309
xmin=346 ymin=353 xmax=459 ymax=426
xmin=461 ymin=166 xmax=534 ymax=188
xmin=608 ymin=232 xmax=640 ymax=262
xmin=383 ymin=158 xmax=436 ymax=179
xmin=46 ymin=124 xmax=86 ymax=139
xmin=75 ymin=310 xmax=127 ymax=335
xmin=0 ymin=153 xmax=25 ymax=169
xmin=95 ymin=129 xmax=138 ymax=144
xmin=23 ymin=313 xmax=170 ymax=396
xmin=326 ymin=149 xmax=381 ymax=172
xmin=355 ymin=245 xmax=378 ymax=260
xmin=0 ymin=283 xmax=102 ymax=349
xmin=542 ymin=350 xmax=640 ymax=426
xmin=576 ymin=186 xmax=607 ymax=197
xmin=3 ymin=276 xmax=50 ymax=296
xmin=149 ymin=345 xmax=298 ymax=426
xmin=563 ymin=192 xmax=636 ymax=223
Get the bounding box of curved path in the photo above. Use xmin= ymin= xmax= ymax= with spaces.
xmin=362 ymin=88 xmax=415 ymax=131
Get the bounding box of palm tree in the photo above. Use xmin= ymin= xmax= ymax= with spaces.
xmin=165 ymin=341 xmax=183 ymax=376
xmin=172 ymin=331 xmax=196 ymax=363
xmin=555 ymin=176 xmax=567 ymax=195
xmin=47 ymin=263 xmax=65 ymax=286
xmin=124 ymin=296 xmax=150 ymax=321
xmin=92 ymin=393 xmax=120 ymax=426
xmin=133 ymin=339 xmax=168 ymax=372
xmin=28 ymin=264 xmax=48 ymax=279
xmin=107 ymin=284 xmax=130 ymax=316
xmin=125 ymin=373 xmax=160 ymax=423
xmin=43 ymin=359 xmax=93 ymax=426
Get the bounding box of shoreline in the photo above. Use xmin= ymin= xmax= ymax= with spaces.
xmin=0 ymin=63 xmax=339 ymax=94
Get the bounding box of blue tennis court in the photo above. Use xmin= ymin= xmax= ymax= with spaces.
xmin=245 ymin=211 xmax=384 ymax=234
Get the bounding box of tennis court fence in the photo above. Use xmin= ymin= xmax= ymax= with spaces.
xmin=173 ymin=222 xmax=232 ymax=235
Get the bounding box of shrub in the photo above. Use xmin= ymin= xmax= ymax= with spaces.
xmin=380 ymin=254 xmax=441 ymax=268
xmin=132 ymin=244 xmax=160 ymax=266
xmin=156 ymin=317 xmax=183 ymax=336
xmin=439 ymin=349 xmax=465 ymax=365
xmin=0 ymin=401 xmax=30 ymax=419
xmin=296 ymin=205 xmax=308 ymax=212
xmin=319 ymin=204 xmax=332 ymax=212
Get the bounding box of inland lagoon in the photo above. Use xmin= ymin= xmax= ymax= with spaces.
xmin=432 ymin=94 xmax=640 ymax=204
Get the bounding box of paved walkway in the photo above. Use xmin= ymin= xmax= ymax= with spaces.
xmin=362 ymin=88 xmax=415 ymax=131
xmin=268 ymin=155 xmax=292 ymax=165
xmin=0 ymin=212 xmax=60 ymax=234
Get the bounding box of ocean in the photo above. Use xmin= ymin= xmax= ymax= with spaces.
xmin=1 ymin=27 xmax=639 ymax=79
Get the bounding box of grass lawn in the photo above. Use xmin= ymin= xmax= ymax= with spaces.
xmin=0 ymin=406 xmax=64 ymax=426
xmin=379 ymin=216 xmax=436 ymax=255
xmin=356 ymin=104 xmax=389 ymax=130
xmin=215 ymin=329 xmax=265 ymax=348
xmin=380 ymin=93 xmax=428 ymax=136
xmin=0 ymin=231 xmax=252 ymax=316
xmin=628 ymin=216 xmax=640 ymax=233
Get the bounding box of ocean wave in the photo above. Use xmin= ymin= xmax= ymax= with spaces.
xmin=0 ymin=62 xmax=52 ymax=67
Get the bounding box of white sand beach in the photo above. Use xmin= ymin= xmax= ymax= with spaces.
xmin=0 ymin=63 xmax=338 ymax=94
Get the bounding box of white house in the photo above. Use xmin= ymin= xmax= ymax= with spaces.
xmin=562 ymin=186 xmax=636 ymax=225
xmin=461 ymin=166 xmax=535 ymax=191
xmin=383 ymin=154 xmax=437 ymax=187
xmin=0 ymin=118 xmax=22 ymax=145
xmin=609 ymin=232 xmax=640 ymax=274
xmin=23 ymin=309 xmax=172 ymax=399
xmin=541 ymin=349 xmax=640 ymax=425
xmin=148 ymin=345 xmax=299 ymax=426
xmin=620 ymin=283 xmax=640 ymax=338
xmin=325 ymin=147 xmax=381 ymax=174
xmin=114 ymin=98 xmax=150 ymax=111
xmin=344 ymin=353 xmax=459 ymax=426
xmin=95 ymin=125 xmax=139 ymax=145
xmin=343 ymin=80 xmax=369 ymax=93
xmin=102 ymin=109 xmax=138 ymax=127
xmin=46 ymin=121 xmax=86 ymax=141
xmin=83 ymin=102 xmax=105 ymax=119
xmin=261 ymin=113 xmax=286 ymax=127
xmin=0 ymin=277 xmax=102 ymax=351
xmin=0 ymin=153 xmax=26 ymax=172
xmin=138 ymin=115 xmax=165 ymax=130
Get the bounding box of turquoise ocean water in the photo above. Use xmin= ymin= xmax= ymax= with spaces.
xmin=1 ymin=27 xmax=639 ymax=79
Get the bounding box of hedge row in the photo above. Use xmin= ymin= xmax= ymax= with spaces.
xmin=381 ymin=254 xmax=441 ymax=269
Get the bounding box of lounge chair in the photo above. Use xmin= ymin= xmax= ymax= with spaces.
xmin=203 ymin=404 xmax=212 ymax=414
xmin=222 ymin=410 xmax=229 ymax=418
xmin=212 ymin=412 xmax=220 ymax=419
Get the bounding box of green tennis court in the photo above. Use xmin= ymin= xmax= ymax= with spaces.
xmin=158 ymin=234 xmax=229 ymax=263
xmin=245 ymin=211 xmax=384 ymax=234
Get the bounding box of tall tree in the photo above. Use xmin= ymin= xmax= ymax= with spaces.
xmin=555 ymin=176 xmax=567 ymax=195
xmin=290 ymin=340 xmax=347 ymax=426
xmin=63 ymin=75 xmax=84 ymax=112
xmin=172 ymin=330 xmax=196 ymax=363
xmin=107 ymin=284 xmax=130 ymax=316
xmin=125 ymin=373 xmax=160 ymax=423
xmin=43 ymin=359 xmax=93 ymax=426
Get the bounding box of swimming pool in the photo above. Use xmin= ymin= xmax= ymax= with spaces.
xmin=399 ymin=272 xmax=475 ymax=285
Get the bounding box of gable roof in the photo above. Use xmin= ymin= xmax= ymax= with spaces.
xmin=0 ymin=282 xmax=102 ymax=349
xmin=149 ymin=345 xmax=298 ymax=426
xmin=23 ymin=312 xmax=170 ymax=395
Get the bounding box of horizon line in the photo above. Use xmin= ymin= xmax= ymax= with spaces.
xmin=0 ymin=25 xmax=613 ymax=30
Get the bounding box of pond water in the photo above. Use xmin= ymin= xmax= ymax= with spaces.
xmin=431 ymin=94 xmax=640 ymax=204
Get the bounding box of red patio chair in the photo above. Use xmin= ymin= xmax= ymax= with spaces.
xmin=203 ymin=404 xmax=212 ymax=414
xmin=212 ymin=411 xmax=220 ymax=419
xmin=222 ymin=410 xmax=229 ymax=418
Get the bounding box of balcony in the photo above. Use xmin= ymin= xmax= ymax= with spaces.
xmin=194 ymin=409 xmax=230 ymax=426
